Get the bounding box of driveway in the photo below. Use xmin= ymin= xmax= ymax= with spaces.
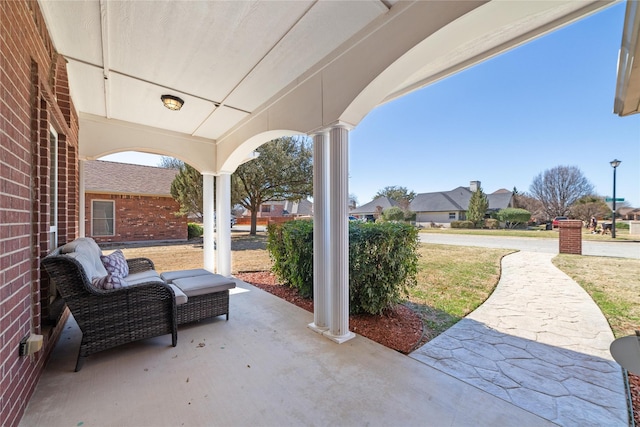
xmin=419 ymin=233 xmax=640 ymax=259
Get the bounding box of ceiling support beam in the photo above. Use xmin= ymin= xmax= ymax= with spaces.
xmin=99 ymin=0 xmax=111 ymax=118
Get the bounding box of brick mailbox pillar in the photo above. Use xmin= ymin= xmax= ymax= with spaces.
xmin=559 ymin=220 xmax=583 ymax=255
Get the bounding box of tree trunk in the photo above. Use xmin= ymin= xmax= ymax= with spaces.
xmin=250 ymin=209 xmax=258 ymax=235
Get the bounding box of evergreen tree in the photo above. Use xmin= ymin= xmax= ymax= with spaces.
xmin=467 ymin=185 xmax=489 ymax=228
xmin=170 ymin=163 xmax=203 ymax=221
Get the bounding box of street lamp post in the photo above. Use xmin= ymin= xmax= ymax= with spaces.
xmin=610 ymin=159 xmax=621 ymax=238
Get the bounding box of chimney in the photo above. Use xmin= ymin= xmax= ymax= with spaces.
xmin=470 ymin=181 xmax=480 ymax=192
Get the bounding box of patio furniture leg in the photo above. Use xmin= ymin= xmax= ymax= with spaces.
xmin=75 ymin=353 xmax=86 ymax=372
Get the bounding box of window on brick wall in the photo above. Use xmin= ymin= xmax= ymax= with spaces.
xmin=92 ymin=200 xmax=115 ymax=236
xmin=261 ymin=204 xmax=271 ymax=213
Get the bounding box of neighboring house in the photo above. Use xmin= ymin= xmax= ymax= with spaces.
xmin=619 ymin=207 xmax=640 ymax=221
xmin=350 ymin=197 xmax=398 ymax=221
xmin=250 ymin=199 xmax=313 ymax=218
xmin=84 ymin=160 xmax=188 ymax=243
xmin=410 ymin=181 xmax=513 ymax=226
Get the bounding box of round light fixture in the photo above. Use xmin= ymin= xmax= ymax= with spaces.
xmin=161 ymin=94 xmax=184 ymax=111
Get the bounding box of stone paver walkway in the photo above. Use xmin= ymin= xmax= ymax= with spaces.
xmin=410 ymin=251 xmax=629 ymax=426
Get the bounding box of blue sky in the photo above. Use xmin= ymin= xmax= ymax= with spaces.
xmin=103 ymin=3 xmax=639 ymax=207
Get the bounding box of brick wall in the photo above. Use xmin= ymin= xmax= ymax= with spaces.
xmin=559 ymin=220 xmax=583 ymax=255
xmin=1 ymin=2 xmax=79 ymax=426
xmin=85 ymin=193 xmax=188 ymax=243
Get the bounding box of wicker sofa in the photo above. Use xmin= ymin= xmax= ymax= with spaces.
xmin=41 ymin=238 xmax=235 ymax=371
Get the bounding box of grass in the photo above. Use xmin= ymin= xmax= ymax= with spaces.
xmin=115 ymin=232 xmax=272 ymax=274
xmin=552 ymin=254 xmax=640 ymax=338
xmin=115 ymin=231 xmax=639 ymax=344
xmin=419 ymin=226 xmax=637 ymax=241
xmin=406 ymin=245 xmax=514 ymax=340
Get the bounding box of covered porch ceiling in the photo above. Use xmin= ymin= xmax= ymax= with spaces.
xmin=39 ymin=0 xmax=617 ymax=173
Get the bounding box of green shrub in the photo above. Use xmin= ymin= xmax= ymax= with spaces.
xmin=349 ymin=222 xmax=419 ymax=315
xmin=382 ymin=206 xmax=405 ymax=222
xmin=496 ymin=208 xmax=531 ymax=229
xmin=267 ymin=220 xmax=314 ymax=297
xmin=266 ymin=221 xmax=419 ymax=315
xmin=188 ymin=222 xmax=203 ymax=239
xmin=404 ymin=210 xmax=417 ymax=222
xmin=615 ymin=221 xmax=629 ymax=230
xmin=484 ymin=218 xmax=499 ymax=229
xmin=451 ymin=220 xmax=475 ymax=229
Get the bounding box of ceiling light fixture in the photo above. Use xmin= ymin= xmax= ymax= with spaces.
xmin=161 ymin=94 xmax=184 ymax=111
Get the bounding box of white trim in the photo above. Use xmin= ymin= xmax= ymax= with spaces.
xmin=49 ymin=126 xmax=58 ymax=248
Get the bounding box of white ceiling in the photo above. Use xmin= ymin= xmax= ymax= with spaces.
xmin=38 ymin=0 xmax=618 ymax=171
xmin=40 ymin=0 xmax=395 ymax=141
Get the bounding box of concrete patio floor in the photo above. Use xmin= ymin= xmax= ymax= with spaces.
xmin=20 ymin=280 xmax=553 ymax=427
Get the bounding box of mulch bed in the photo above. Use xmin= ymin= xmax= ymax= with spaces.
xmin=235 ymin=271 xmax=423 ymax=354
xmin=629 ymin=373 xmax=640 ymax=425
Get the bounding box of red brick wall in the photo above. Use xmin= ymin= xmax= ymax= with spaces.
xmin=559 ymin=220 xmax=583 ymax=255
xmin=1 ymin=2 xmax=79 ymax=426
xmin=85 ymin=193 xmax=188 ymax=243
xmin=258 ymin=204 xmax=286 ymax=217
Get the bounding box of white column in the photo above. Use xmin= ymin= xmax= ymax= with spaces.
xmin=216 ymin=173 xmax=232 ymax=277
xmin=324 ymin=126 xmax=355 ymax=343
xmin=203 ymin=173 xmax=216 ymax=272
xmin=79 ymin=160 xmax=86 ymax=237
xmin=309 ymin=131 xmax=330 ymax=333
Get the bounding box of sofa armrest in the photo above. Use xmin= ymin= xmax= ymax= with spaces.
xmin=126 ymin=257 xmax=155 ymax=274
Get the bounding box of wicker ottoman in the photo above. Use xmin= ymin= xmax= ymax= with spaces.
xmin=169 ymin=273 xmax=236 ymax=325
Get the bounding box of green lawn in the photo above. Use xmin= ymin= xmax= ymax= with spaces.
xmin=408 ymin=243 xmax=640 ymax=342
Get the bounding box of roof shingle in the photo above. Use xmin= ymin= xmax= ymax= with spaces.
xmin=84 ymin=160 xmax=178 ymax=196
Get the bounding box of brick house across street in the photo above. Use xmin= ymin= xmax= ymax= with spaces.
xmin=84 ymin=160 xmax=187 ymax=243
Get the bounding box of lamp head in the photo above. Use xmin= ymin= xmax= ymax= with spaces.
xmin=610 ymin=159 xmax=621 ymax=169
xmin=161 ymin=95 xmax=184 ymax=111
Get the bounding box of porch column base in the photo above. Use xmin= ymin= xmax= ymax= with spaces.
xmin=308 ymin=323 xmax=329 ymax=334
xmin=323 ymin=330 xmax=356 ymax=344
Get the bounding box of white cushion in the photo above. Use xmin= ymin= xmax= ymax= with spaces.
xmin=168 ymin=284 xmax=188 ymax=305
xmin=173 ymin=274 xmax=236 ymax=297
xmin=160 ymin=269 xmax=211 ymax=284
xmin=126 ymin=270 xmax=163 ymax=286
xmin=65 ymin=252 xmax=101 ymax=280
xmin=61 ymin=238 xmax=108 ymax=278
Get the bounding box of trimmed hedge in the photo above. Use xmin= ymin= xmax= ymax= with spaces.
xmin=267 ymin=220 xmax=419 ymax=315
xmin=451 ymin=220 xmax=475 ymax=229
xmin=267 ymin=220 xmax=314 ymax=297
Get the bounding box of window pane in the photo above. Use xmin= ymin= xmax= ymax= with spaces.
xmin=92 ymin=201 xmax=115 ymax=236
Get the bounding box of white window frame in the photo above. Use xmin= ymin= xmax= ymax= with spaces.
xmin=91 ymin=199 xmax=116 ymax=236
xmin=49 ymin=127 xmax=58 ymax=248
xmin=449 ymin=212 xmax=456 ymax=220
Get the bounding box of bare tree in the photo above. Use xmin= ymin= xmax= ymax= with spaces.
xmin=570 ymin=196 xmax=611 ymax=223
xmin=158 ymin=156 xmax=184 ymax=169
xmin=374 ymin=186 xmax=416 ymax=211
xmin=516 ymin=193 xmax=545 ymax=223
xmin=529 ymin=165 xmax=594 ymax=219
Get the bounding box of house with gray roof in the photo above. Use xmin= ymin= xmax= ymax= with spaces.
xmin=251 ymin=198 xmax=314 ymax=218
xmin=350 ymin=196 xmax=398 ymax=221
xmin=410 ymin=181 xmax=513 ymax=227
xmin=84 ymin=160 xmax=187 ymax=243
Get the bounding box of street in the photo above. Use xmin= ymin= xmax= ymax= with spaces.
xmin=418 ymin=233 xmax=640 ymax=259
